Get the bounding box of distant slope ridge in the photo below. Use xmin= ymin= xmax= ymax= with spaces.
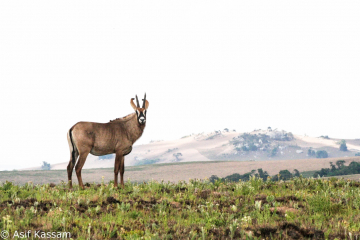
xmin=24 ymin=129 xmax=360 ymax=170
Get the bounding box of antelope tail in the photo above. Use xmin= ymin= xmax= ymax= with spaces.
xmin=67 ymin=128 xmax=77 ymax=165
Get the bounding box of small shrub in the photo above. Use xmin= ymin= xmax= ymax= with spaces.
xmin=248 ymin=144 xmax=258 ymax=151
xmin=308 ymin=148 xmax=316 ymax=156
xmin=287 ymin=132 xmax=294 ymax=140
xmin=270 ymin=147 xmax=278 ymax=157
xmin=272 ymin=170 xmax=293 ymax=181
xmin=242 ymin=146 xmax=249 ymax=151
xmin=340 ymin=143 xmax=348 ymax=151
xmin=41 ymin=161 xmax=50 ymax=170
xmin=316 ymin=150 xmax=328 ymax=158
xmin=173 ymin=153 xmax=183 ymax=161
xmin=209 ymin=175 xmax=220 ymax=183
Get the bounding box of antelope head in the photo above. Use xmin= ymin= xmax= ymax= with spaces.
xmin=131 ymin=93 xmax=149 ymax=125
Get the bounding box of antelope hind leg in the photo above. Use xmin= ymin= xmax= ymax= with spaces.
xmin=75 ymin=151 xmax=89 ymax=190
xmin=67 ymin=151 xmax=79 ymax=189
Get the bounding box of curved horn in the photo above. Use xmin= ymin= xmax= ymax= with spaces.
xmin=142 ymin=93 xmax=146 ymax=108
xmin=130 ymin=98 xmax=137 ymax=110
xmin=135 ymin=95 xmax=140 ymax=107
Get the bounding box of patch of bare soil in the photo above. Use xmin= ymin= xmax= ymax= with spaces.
xmin=269 ymin=207 xmax=299 ymax=215
xmin=0 ymin=198 xmax=53 ymax=214
xmin=250 ymin=222 xmax=325 ymax=239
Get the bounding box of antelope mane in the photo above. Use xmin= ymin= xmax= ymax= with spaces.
xmin=109 ymin=112 xmax=136 ymax=123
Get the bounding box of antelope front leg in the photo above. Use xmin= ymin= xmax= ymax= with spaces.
xmin=114 ymin=154 xmax=121 ymax=188
xmin=119 ymin=155 xmax=125 ymax=189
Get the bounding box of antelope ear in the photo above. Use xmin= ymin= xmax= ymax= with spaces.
xmin=130 ymin=98 xmax=137 ymax=111
xmin=143 ymin=100 xmax=149 ymax=110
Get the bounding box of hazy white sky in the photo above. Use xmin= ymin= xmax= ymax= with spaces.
xmin=0 ymin=1 xmax=359 ymax=170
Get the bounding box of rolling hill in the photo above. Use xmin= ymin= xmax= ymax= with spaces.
xmin=23 ymin=129 xmax=360 ymax=171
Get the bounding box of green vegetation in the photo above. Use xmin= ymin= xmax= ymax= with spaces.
xmin=270 ymin=146 xmax=278 ymax=157
xmin=307 ymin=148 xmax=328 ymax=158
xmin=166 ymin=148 xmax=178 ymax=153
xmin=314 ymin=160 xmax=360 ymax=178
xmin=288 ymin=144 xmax=301 ymax=149
xmin=248 ymin=144 xmax=258 ymax=151
xmin=316 ymin=150 xmax=328 ymax=158
xmin=231 ymin=133 xmax=270 ymax=148
xmin=173 ymin=153 xmax=183 ymax=162
xmin=308 ymin=148 xmax=316 ymax=157
xmin=299 ymin=170 xmax=318 ymax=178
xmin=1 ymin=177 xmax=360 ymax=239
xmin=340 ymin=140 xmax=348 ymax=152
xmin=210 ymin=168 xmax=300 ymax=183
xmin=287 ymin=132 xmax=294 ymax=140
xmin=356 ymin=152 xmax=360 ymax=156
xmin=41 ymin=161 xmax=51 ymax=171
xmin=181 ymin=135 xmax=191 ymax=139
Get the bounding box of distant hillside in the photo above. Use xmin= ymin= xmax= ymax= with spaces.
xmin=23 ymin=128 xmax=360 ymax=170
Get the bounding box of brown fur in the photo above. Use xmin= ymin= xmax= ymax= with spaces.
xmin=67 ymin=97 xmax=148 ymax=189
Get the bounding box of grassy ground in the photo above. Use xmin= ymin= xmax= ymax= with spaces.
xmin=2 ymin=160 xmax=360 ymax=186
xmin=298 ymin=171 xmax=318 ymax=178
xmin=324 ymin=174 xmax=360 ymax=181
xmin=1 ymin=177 xmax=360 ymax=239
xmin=0 ymin=161 xmax=244 ymax=186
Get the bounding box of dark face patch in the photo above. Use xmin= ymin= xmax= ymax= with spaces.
xmin=136 ymin=108 xmax=146 ymax=125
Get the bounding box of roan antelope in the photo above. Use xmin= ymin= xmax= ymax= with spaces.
xmin=67 ymin=94 xmax=149 ymax=189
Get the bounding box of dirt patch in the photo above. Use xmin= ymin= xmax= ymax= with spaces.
xmin=269 ymin=207 xmax=299 ymax=215
xmin=170 ymin=202 xmax=181 ymax=208
xmin=175 ymin=186 xmax=187 ymax=192
xmin=106 ymin=196 xmax=120 ymax=204
xmin=0 ymin=198 xmax=53 ymax=213
xmin=252 ymin=222 xmax=324 ymax=239
xmin=73 ymin=203 xmax=88 ymax=213
xmin=199 ymin=190 xmax=211 ymax=199
xmin=276 ymin=196 xmax=300 ymax=202
xmin=254 ymin=195 xmax=301 ymax=204
xmin=212 ymin=191 xmax=222 ymax=198
xmin=160 ymin=187 xmax=171 ymax=193
xmin=350 ymin=182 xmax=360 ymax=187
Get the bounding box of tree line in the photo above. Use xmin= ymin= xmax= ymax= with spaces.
xmin=209 ymin=168 xmax=301 ymax=183
xmin=209 ymin=160 xmax=360 ymax=183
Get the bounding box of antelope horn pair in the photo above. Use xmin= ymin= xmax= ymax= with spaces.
xmin=131 ymin=93 xmax=147 ymax=109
